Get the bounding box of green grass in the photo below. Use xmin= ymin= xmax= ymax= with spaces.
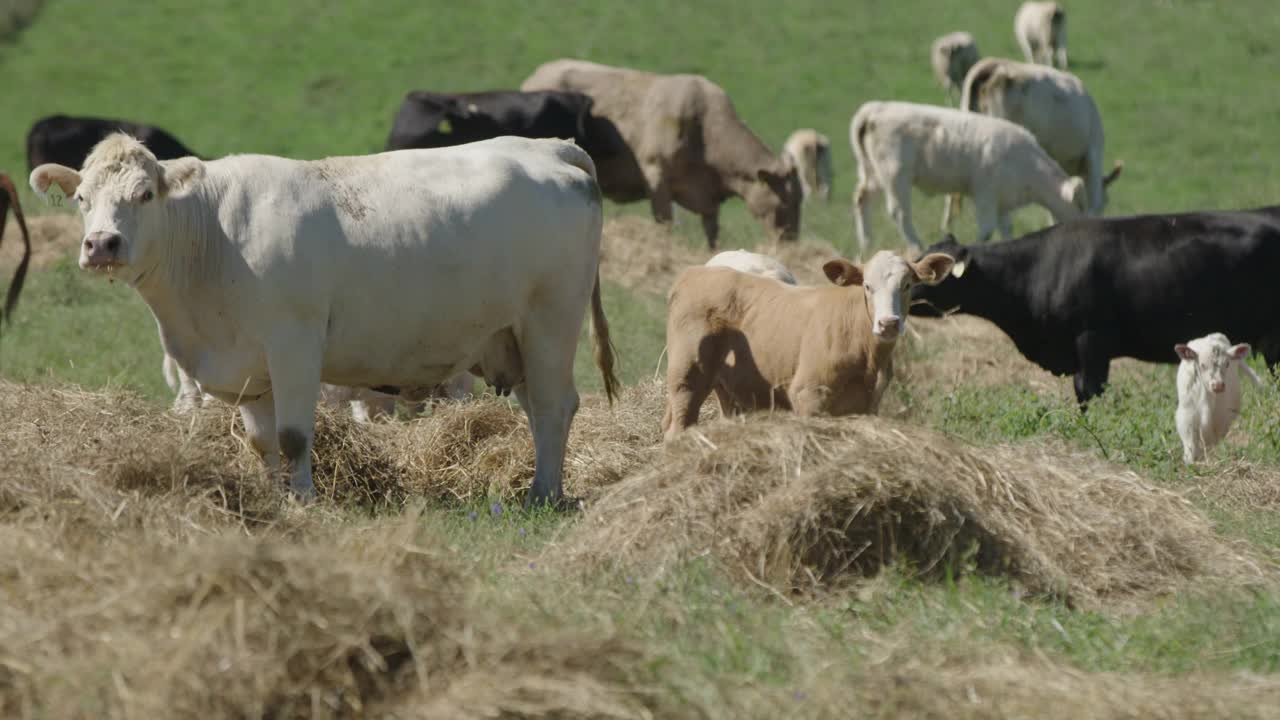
xmin=2 ymin=1 xmax=1280 ymax=712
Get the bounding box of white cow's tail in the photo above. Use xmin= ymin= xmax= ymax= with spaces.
xmin=553 ymin=140 xmax=599 ymax=182
xmin=590 ymin=271 xmax=621 ymax=405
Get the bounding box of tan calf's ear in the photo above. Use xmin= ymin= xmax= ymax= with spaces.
xmin=822 ymin=258 xmax=863 ymax=286
xmin=158 ymin=157 xmax=205 ymax=199
xmin=912 ymin=253 xmax=957 ymax=285
xmin=29 ymin=164 xmax=82 ymax=203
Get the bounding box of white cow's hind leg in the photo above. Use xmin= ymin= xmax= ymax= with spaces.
xmin=266 ymin=339 xmax=323 ymax=501
xmin=519 ymin=312 xmax=583 ymax=507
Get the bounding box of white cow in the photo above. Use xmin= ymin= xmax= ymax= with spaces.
xmin=31 ymin=133 xmax=618 ymax=504
xmin=851 ymin=101 xmax=1085 ymax=255
xmin=930 ymin=31 xmax=982 ymax=103
xmin=705 ymin=249 xmax=797 ymax=285
xmin=1015 ymin=1 xmax=1068 ymax=69
xmin=1174 ymin=333 xmax=1261 ymax=464
xmin=782 ymin=129 xmax=833 ymax=202
xmin=949 ymin=57 xmax=1121 ymax=223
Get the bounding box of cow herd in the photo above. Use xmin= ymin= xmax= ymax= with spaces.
xmin=6 ymin=1 xmax=1276 ymax=504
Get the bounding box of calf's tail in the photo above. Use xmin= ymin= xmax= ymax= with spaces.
xmin=0 ymin=173 xmax=32 ymax=340
xmin=590 ymin=271 xmax=621 ymax=404
xmin=1242 ymin=363 xmax=1263 ymax=388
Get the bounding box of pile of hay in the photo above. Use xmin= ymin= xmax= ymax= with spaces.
xmin=0 ymin=213 xmax=81 ymax=273
xmin=0 ymin=378 xmax=667 ymax=512
xmin=556 ymin=414 xmax=1272 ymax=606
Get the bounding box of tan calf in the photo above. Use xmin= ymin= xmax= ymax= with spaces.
xmin=662 ymin=251 xmax=955 ymax=440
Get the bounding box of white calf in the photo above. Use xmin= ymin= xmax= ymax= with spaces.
xmin=1015 ymin=2 xmax=1068 ymax=69
xmin=782 ymin=129 xmax=833 ymax=202
xmin=930 ymin=31 xmax=981 ymax=103
xmin=851 ymin=101 xmax=1085 ymax=254
xmin=705 ymin=249 xmax=798 ymax=285
xmin=1174 ymin=333 xmax=1261 ymax=464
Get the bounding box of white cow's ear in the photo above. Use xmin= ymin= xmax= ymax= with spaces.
xmin=29 ymin=164 xmax=81 ymax=204
xmin=1174 ymin=344 xmax=1197 ymax=361
xmin=158 ymin=157 xmax=205 ymax=199
xmin=949 ymin=259 xmax=966 ymax=278
xmin=1229 ymin=343 xmax=1251 ymax=360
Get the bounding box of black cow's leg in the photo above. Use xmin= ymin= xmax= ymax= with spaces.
xmin=1072 ymin=332 xmax=1111 ymax=407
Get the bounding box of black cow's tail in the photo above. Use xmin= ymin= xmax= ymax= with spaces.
xmin=0 ymin=173 xmax=32 ymax=341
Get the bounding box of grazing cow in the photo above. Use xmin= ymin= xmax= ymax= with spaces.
xmin=383 ymin=90 xmax=617 ymax=160
xmin=26 ymin=114 xmax=199 ymax=172
xmin=851 ymin=101 xmax=1084 ymax=255
xmin=782 ymin=129 xmax=833 ymax=202
xmin=1175 ymin=333 xmax=1261 ymax=464
xmin=0 ymin=173 xmax=33 ymax=337
xmin=662 ymin=251 xmax=955 ymax=440
xmin=31 ymin=133 xmax=618 ymax=505
xmin=910 ymin=212 xmax=1280 ymax=405
xmin=521 ymin=58 xmax=802 ymax=248
xmin=1014 ymin=1 xmax=1068 ymax=69
xmin=705 ymin=249 xmax=797 ymax=285
xmin=931 ymin=31 xmax=982 ymax=103
xmin=949 ymin=57 xmax=1121 ymax=222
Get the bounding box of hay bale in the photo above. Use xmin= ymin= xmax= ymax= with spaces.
xmin=556 ymin=414 xmax=1271 ymax=605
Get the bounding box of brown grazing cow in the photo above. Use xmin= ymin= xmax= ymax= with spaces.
xmin=521 ymin=59 xmax=802 ymax=248
xmin=662 ymin=251 xmax=955 ymax=440
xmin=0 ymin=173 xmax=32 ymax=339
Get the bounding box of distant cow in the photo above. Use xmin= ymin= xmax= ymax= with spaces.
xmin=954 ymin=57 xmax=1121 ymax=219
xmin=383 ymin=90 xmax=612 ymax=158
xmin=0 ymin=174 xmax=32 ymax=337
xmin=1014 ymin=2 xmax=1068 ymax=69
xmin=705 ymin=249 xmax=797 ymax=285
xmin=851 ymin=101 xmax=1084 ymax=255
xmin=522 ymin=59 xmax=802 ymax=248
xmin=31 ymin=133 xmax=618 ymax=505
xmin=782 ymin=129 xmax=833 ymax=202
xmin=662 ymin=251 xmax=955 ymax=440
xmin=931 ymin=31 xmax=982 ymax=103
xmin=910 ymin=210 xmax=1280 ymax=405
xmin=26 ymin=114 xmax=199 ymax=172
xmin=1175 ymin=333 xmax=1261 ymax=464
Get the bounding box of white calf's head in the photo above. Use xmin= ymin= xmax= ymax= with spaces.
xmin=823 ymin=250 xmax=955 ymax=342
xmin=29 ymin=133 xmax=204 ymax=281
xmin=1175 ymin=333 xmax=1250 ymax=394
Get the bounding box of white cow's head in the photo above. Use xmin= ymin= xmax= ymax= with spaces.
xmin=29 ymin=133 xmax=204 ymax=281
xmin=1175 ymin=333 xmax=1251 ymax=394
xmin=823 ymin=250 xmax=955 ymax=342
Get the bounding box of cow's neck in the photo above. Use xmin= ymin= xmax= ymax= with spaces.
xmin=131 ymin=189 xmax=234 ymax=354
xmin=719 ymin=124 xmax=780 ymax=199
xmin=954 ymin=252 xmax=1037 ymax=337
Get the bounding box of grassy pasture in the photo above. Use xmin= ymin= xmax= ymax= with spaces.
xmin=1 ymin=1 xmax=1280 ymax=717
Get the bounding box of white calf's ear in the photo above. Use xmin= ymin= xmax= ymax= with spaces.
xmin=913 ymin=253 xmax=956 ymax=285
xmin=1229 ymin=343 xmax=1251 ymax=360
xmin=29 ymin=164 xmax=82 ymax=203
xmin=949 ymin=259 xmax=966 ymax=278
xmin=158 ymin=157 xmax=205 ymax=198
xmin=1174 ymin=344 xmax=1196 ymax=361
xmin=822 ymin=258 xmax=863 ymax=287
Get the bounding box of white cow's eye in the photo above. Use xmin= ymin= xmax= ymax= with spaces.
xmin=139 ymin=190 xmax=154 ymax=203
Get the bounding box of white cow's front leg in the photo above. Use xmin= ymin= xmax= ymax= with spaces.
xmin=239 ymin=393 xmax=280 ymax=474
xmin=266 ymin=339 xmax=323 ymax=500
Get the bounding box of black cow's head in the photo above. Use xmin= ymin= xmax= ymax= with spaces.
xmin=908 ymin=233 xmax=968 ymax=317
xmin=400 ymin=94 xmax=499 ymax=148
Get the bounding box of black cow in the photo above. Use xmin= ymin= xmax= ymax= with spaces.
xmin=384 ymin=89 xmax=620 ymax=159
xmin=26 ymin=114 xmax=200 ymax=172
xmin=910 ymin=208 xmax=1280 ymax=404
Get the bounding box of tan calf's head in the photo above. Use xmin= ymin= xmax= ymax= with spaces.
xmin=29 ymin=133 xmax=204 ymax=282
xmin=823 ymin=251 xmax=955 ymax=342
xmin=745 ymin=155 xmax=802 ymax=243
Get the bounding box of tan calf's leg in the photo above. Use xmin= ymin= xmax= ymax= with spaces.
xmin=663 ymin=335 xmax=722 ymax=442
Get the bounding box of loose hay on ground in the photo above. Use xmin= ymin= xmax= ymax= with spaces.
xmin=0 ymin=213 xmax=81 ymax=273
xmin=556 ymin=414 xmax=1273 ymax=606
